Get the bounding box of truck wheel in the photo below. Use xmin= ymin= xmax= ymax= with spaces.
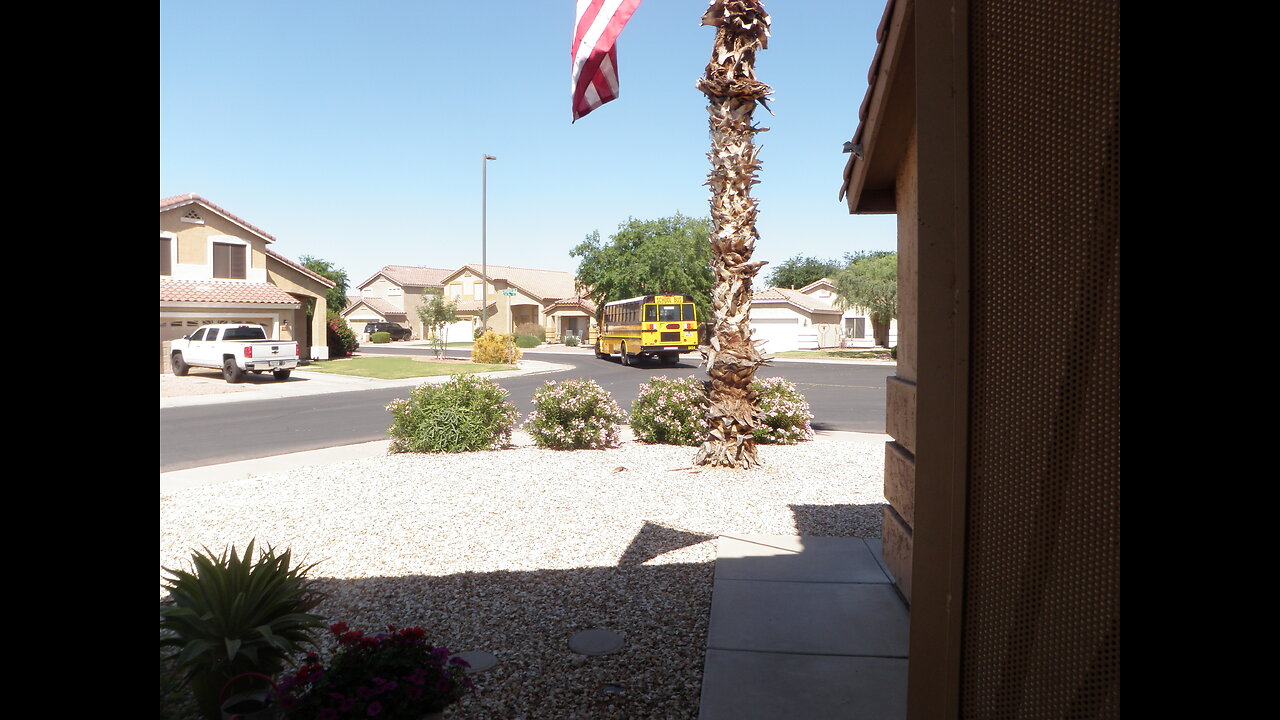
xmin=273 ymin=369 xmax=292 ymax=381
xmin=170 ymin=352 xmax=189 ymax=376
xmin=620 ymin=343 xmax=630 ymax=366
xmin=222 ymin=358 xmax=244 ymax=384
xmin=595 ymin=342 xmax=607 ymax=359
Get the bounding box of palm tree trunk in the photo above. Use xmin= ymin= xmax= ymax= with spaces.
xmin=694 ymin=0 xmax=773 ymax=469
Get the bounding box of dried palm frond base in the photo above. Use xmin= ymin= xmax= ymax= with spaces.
xmin=695 ymin=0 xmax=773 ymax=469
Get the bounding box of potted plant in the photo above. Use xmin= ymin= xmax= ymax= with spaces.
xmin=276 ymin=623 xmax=474 ymax=720
xmin=160 ymin=540 xmax=326 ymax=720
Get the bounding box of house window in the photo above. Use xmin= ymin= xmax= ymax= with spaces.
xmin=160 ymin=236 xmax=172 ymax=275
xmin=212 ymin=242 xmax=246 ymax=279
xmin=845 ymin=317 xmax=866 ymax=339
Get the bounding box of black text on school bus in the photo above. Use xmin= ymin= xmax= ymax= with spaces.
xmin=595 ymin=294 xmax=698 ymax=366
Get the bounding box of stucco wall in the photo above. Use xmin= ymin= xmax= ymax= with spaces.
xmin=882 ymin=126 xmax=918 ymax=603
xmin=161 ymin=210 xmax=269 ymax=282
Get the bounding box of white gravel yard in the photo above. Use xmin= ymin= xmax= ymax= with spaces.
xmin=160 ymin=431 xmax=887 ymax=719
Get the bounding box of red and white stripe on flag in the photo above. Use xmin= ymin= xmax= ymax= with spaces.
xmin=571 ymin=0 xmax=643 ymax=121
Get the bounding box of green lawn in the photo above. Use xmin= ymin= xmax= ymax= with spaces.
xmin=302 ymin=356 xmax=514 ymax=379
xmin=773 ymin=348 xmax=895 ymax=360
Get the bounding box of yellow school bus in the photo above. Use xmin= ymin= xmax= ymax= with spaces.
xmin=595 ymin=293 xmax=699 ymax=366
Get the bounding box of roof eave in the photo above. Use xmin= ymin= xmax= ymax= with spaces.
xmin=840 ymin=0 xmax=916 ymax=215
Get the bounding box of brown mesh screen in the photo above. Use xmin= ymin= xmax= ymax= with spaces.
xmin=963 ymin=1 xmax=1120 ymax=718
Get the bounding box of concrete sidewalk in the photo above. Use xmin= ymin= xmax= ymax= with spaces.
xmin=698 ymin=535 xmax=908 ymax=719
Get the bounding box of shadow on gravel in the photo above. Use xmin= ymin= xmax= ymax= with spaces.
xmin=160 ymin=509 xmax=888 ymax=719
xmin=790 ymin=503 xmax=884 ymax=537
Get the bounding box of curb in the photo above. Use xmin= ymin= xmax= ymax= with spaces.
xmin=159 ymin=359 xmax=573 ymax=409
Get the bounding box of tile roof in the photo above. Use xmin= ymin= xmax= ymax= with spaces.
xmin=798 ymin=277 xmax=837 ymax=294
xmin=159 ymin=193 xmax=277 ymax=243
xmin=344 ymin=297 xmax=407 ymax=319
xmin=455 ymin=299 xmax=498 ymax=313
xmin=454 ymin=264 xmax=579 ymax=301
xmin=547 ymin=295 xmax=598 ymax=314
xmin=751 ymin=286 xmax=843 ymax=315
xmin=265 ymin=248 xmax=337 ymax=288
xmin=358 ymin=265 xmax=454 ymax=289
xmin=160 ymin=279 xmax=302 ymax=306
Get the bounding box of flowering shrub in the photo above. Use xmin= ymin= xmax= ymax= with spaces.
xmin=751 ymin=377 xmax=815 ymax=444
xmin=524 ymin=378 xmax=626 ymax=449
xmin=629 ymin=375 xmax=708 ymax=446
xmin=386 ymin=374 xmax=519 ymax=453
xmin=277 ymin=623 xmax=473 ymax=720
xmin=471 ymin=330 xmax=522 ymax=364
xmin=327 ymin=318 xmax=358 ymax=357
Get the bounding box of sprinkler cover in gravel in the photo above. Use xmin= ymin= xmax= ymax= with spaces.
xmin=568 ymin=629 xmax=624 ymax=656
xmin=451 ymin=650 xmax=497 ymax=674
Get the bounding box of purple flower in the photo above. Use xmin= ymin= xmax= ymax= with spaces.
xmin=367 ymin=700 xmax=383 ymax=716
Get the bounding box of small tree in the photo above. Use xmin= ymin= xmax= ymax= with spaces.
xmin=417 ymin=294 xmax=458 ymax=358
xmin=299 ymin=255 xmax=350 ymax=319
xmin=833 ymin=251 xmax=898 ymax=346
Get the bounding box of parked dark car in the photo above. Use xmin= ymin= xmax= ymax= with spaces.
xmin=363 ymin=321 xmax=413 ymax=341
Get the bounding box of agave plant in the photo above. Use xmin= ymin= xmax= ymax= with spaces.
xmin=160 ymin=539 xmax=325 ymax=720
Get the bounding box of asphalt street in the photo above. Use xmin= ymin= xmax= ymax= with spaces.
xmin=159 ymin=347 xmax=891 ymax=472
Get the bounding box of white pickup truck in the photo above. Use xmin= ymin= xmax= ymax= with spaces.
xmin=169 ymin=324 xmax=299 ymax=383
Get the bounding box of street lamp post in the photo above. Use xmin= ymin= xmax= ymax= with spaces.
xmin=481 ymin=154 xmax=496 ymax=334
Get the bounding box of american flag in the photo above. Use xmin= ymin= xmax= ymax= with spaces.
xmin=571 ymin=0 xmax=643 ymax=122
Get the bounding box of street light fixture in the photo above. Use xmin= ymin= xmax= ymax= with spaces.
xmin=481 ymin=154 xmax=496 ymax=334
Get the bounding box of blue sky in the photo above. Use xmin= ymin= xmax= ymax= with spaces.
xmin=160 ymin=0 xmax=897 ymax=288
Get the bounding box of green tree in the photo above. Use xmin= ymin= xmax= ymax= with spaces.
xmin=417 ymin=294 xmax=459 ymax=358
xmin=767 ymin=254 xmax=843 ymax=289
xmin=299 ymin=255 xmax=350 ymax=319
xmin=570 ymin=213 xmax=714 ymax=323
xmin=833 ymin=251 xmax=898 ymax=346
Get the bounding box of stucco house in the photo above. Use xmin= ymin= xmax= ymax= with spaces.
xmin=798 ymin=278 xmax=898 ymax=348
xmin=748 ymin=286 xmax=843 ymax=352
xmin=160 ymin=194 xmax=335 ymax=370
xmin=342 ymin=265 xmax=453 ymax=341
xmin=749 ymin=278 xmax=899 ymax=352
xmin=440 ymin=264 xmax=592 ymax=342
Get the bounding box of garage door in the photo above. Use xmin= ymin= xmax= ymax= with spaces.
xmin=749 ymin=318 xmax=800 ymax=353
xmin=439 ymin=320 xmax=475 ymax=343
xmin=347 ymin=315 xmax=381 ymax=335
